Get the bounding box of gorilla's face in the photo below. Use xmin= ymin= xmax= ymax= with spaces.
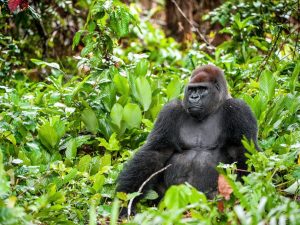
xmin=183 ymin=81 xmax=222 ymax=120
xmin=183 ymin=65 xmax=229 ymax=120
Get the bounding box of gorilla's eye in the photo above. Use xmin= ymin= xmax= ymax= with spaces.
xmin=215 ymin=82 xmax=220 ymax=91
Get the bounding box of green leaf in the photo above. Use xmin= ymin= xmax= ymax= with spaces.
xmin=166 ymin=77 xmax=182 ymax=100
xmin=113 ymin=73 xmax=129 ymax=96
xmin=93 ymin=172 xmax=105 ymax=192
xmin=90 ymin=156 xmax=101 ymax=175
xmin=65 ymin=139 xmax=77 ymax=160
xmin=65 ymin=135 xmax=90 ymax=159
xmin=123 ymin=103 xmax=142 ymax=129
xmin=134 ymin=59 xmax=149 ymax=77
xmin=110 ymin=7 xmax=131 ymax=38
xmin=81 ymin=108 xmax=99 ymax=134
xmin=135 ymin=77 xmax=152 ymax=111
xmin=290 ymin=61 xmax=300 ymax=93
xmin=128 ymin=71 xmax=139 ymax=100
xmin=57 ymin=168 xmax=78 ymax=188
xmin=110 ymin=103 xmax=123 ymax=128
xmin=72 ymin=31 xmax=83 ymax=50
xmin=110 ymin=198 xmax=120 ymax=225
xmin=144 ymin=190 xmax=159 ymax=200
xmin=81 ymin=42 xmax=95 ymax=57
xmin=259 ymin=69 xmax=275 ymax=100
xmin=31 ymin=59 xmax=61 ymax=71
xmin=101 ymin=154 xmax=111 ymax=167
xmin=163 ymin=185 xmax=189 ymax=210
xmin=77 ymin=155 xmax=92 ymax=172
xmin=98 ymin=133 xmax=120 ymax=151
xmin=72 ymin=75 xmax=91 ymax=97
xmin=38 ymin=123 xmax=59 ymax=151
xmin=284 ymin=180 xmax=300 ymax=194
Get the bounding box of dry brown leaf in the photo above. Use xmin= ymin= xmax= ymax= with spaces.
xmin=218 ymin=175 xmax=233 ymax=200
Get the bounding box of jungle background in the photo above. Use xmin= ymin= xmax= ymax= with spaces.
xmin=0 ymin=0 xmax=300 ymax=224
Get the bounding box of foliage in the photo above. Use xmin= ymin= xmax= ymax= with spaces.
xmin=0 ymin=0 xmax=299 ymax=224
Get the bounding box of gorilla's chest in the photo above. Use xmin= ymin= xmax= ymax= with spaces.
xmin=179 ymin=113 xmax=222 ymax=150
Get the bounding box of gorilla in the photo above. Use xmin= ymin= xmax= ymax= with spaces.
xmin=117 ymin=65 xmax=259 ymax=202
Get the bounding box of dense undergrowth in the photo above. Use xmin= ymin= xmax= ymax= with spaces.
xmin=0 ymin=0 xmax=299 ymax=224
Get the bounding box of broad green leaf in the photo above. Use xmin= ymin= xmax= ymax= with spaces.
xmin=163 ymin=185 xmax=188 ymax=210
xmin=18 ymin=151 xmax=31 ymax=166
xmin=290 ymin=61 xmax=300 ymax=93
xmin=81 ymin=108 xmax=99 ymax=134
xmin=134 ymin=59 xmax=149 ymax=77
xmin=78 ymin=155 xmax=92 ymax=172
xmin=259 ymin=69 xmax=275 ymax=100
xmin=81 ymin=42 xmax=95 ymax=57
xmin=72 ymin=75 xmax=91 ymax=97
xmin=144 ymin=190 xmax=159 ymax=200
xmin=109 ymin=7 xmax=131 ymax=38
xmin=99 ymin=153 xmax=111 ymax=173
xmin=123 ymin=103 xmax=142 ymax=129
xmin=110 ymin=103 xmax=123 ymax=127
xmin=65 ymin=139 xmax=77 ymax=160
xmin=110 ymin=198 xmax=120 ymax=225
xmin=166 ymin=77 xmax=182 ymax=100
xmin=113 ymin=73 xmax=129 ymax=96
xmin=90 ymin=156 xmax=101 ymax=175
xmin=128 ymin=71 xmax=139 ymax=99
xmin=3 ymin=131 xmax=16 ymax=145
xmin=0 ymin=151 xmax=9 ymax=194
xmin=135 ymin=77 xmax=152 ymax=111
xmin=98 ymin=133 xmax=120 ymax=151
xmin=284 ymin=179 xmax=300 ymax=194
xmin=93 ymin=172 xmax=105 ymax=192
xmin=38 ymin=123 xmax=59 ymax=151
xmin=57 ymin=168 xmax=78 ymax=188
xmin=98 ymin=117 xmax=113 ymax=140
xmin=72 ymin=30 xmax=83 ymax=49
xmin=53 ymin=119 xmax=65 ymax=140
xmin=65 ymin=135 xmax=91 ymax=160
xmin=31 ymin=58 xmax=61 ymax=70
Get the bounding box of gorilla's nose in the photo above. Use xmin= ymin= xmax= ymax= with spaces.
xmin=189 ymin=95 xmax=200 ymax=103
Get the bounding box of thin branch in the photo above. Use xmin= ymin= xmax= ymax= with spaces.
xmin=259 ymin=27 xmax=283 ymax=72
xmin=127 ymin=164 xmax=172 ymax=219
xmin=170 ymin=0 xmax=215 ymax=49
xmin=293 ymin=0 xmax=300 ymax=59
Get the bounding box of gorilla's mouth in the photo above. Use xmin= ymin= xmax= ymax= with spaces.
xmin=188 ymin=106 xmax=203 ymax=113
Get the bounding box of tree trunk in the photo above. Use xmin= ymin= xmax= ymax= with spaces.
xmin=166 ymin=0 xmax=221 ymax=42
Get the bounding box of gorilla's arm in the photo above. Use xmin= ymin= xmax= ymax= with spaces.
xmin=222 ymin=98 xmax=259 ymax=170
xmin=116 ymin=99 xmax=183 ymax=194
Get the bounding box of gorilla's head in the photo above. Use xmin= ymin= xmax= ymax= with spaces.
xmin=183 ymin=65 xmax=230 ymax=120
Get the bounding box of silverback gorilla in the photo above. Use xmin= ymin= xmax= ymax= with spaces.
xmin=117 ymin=64 xmax=259 ymax=201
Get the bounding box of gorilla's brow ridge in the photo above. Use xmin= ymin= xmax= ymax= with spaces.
xmin=190 ymin=65 xmax=223 ymax=83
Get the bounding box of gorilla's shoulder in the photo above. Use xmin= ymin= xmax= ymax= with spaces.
xmin=157 ymin=99 xmax=185 ymax=121
xmin=165 ymin=99 xmax=183 ymax=109
xmin=222 ymin=98 xmax=253 ymax=115
xmin=222 ymin=98 xmax=257 ymax=130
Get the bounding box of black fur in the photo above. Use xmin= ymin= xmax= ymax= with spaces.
xmin=116 ymin=65 xmax=259 ymax=203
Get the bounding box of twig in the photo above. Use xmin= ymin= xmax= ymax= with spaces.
xmin=294 ymin=0 xmax=300 ymax=59
xmin=259 ymin=27 xmax=283 ymax=72
xmin=235 ymin=168 xmax=249 ymax=173
xmin=170 ymin=0 xmax=215 ymax=49
xmin=127 ymin=164 xmax=172 ymax=218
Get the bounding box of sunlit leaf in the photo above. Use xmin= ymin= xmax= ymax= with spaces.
xmin=259 ymin=69 xmax=275 ymax=100
xmin=123 ymin=103 xmax=142 ymax=129
xmin=81 ymin=108 xmax=99 ymax=134
xmin=166 ymin=77 xmax=182 ymax=100
xmin=110 ymin=103 xmax=123 ymax=128
xmin=135 ymin=77 xmax=152 ymax=111
xmin=77 ymin=155 xmax=92 ymax=172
